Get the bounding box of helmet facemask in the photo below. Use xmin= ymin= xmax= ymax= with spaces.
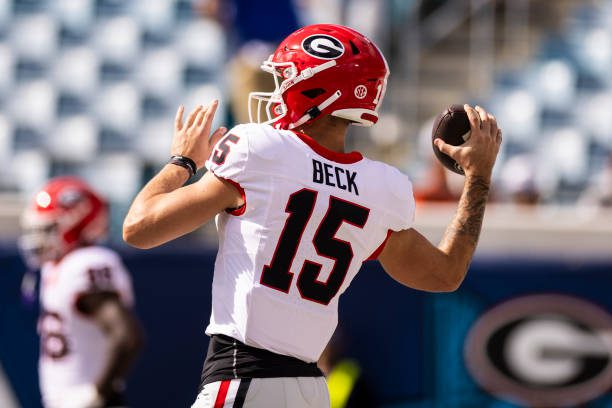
xmin=19 ymin=187 xmax=108 ymax=269
xmin=248 ymin=57 xmax=340 ymax=129
xmin=19 ymin=212 xmax=63 ymax=269
xmin=248 ymin=59 xmax=293 ymax=127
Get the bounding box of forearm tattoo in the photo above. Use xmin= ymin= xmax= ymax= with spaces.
xmin=443 ymin=176 xmax=490 ymax=248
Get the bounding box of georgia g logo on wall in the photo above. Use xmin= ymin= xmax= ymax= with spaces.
xmin=301 ymin=35 xmax=345 ymax=60
xmin=464 ymin=294 xmax=612 ymax=407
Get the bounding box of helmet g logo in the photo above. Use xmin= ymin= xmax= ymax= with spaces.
xmin=301 ymin=34 xmax=345 ymax=60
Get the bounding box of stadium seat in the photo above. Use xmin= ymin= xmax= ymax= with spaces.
xmin=9 ymin=149 xmax=50 ymax=194
xmin=490 ymin=89 xmax=541 ymax=146
xmin=133 ymin=0 xmax=174 ymax=35
xmin=48 ymin=116 xmax=99 ymax=162
xmin=52 ymin=0 xmax=95 ymax=34
xmin=541 ymin=127 xmax=588 ymax=186
xmin=176 ymin=20 xmax=225 ymax=72
xmin=0 ymin=114 xmax=13 ymax=162
xmin=528 ymin=60 xmax=577 ymax=112
xmin=10 ymin=14 xmax=57 ymax=62
xmin=92 ymin=16 xmax=140 ymax=65
xmin=82 ymin=153 xmax=142 ymax=202
xmin=94 ymin=82 xmax=140 ymax=133
xmin=0 ymin=43 xmax=14 ymax=96
xmin=569 ymin=27 xmax=612 ymax=85
xmin=573 ymin=91 xmax=612 ymax=148
xmin=0 ymin=0 xmax=10 ymax=34
xmin=182 ymin=84 xmax=225 ymax=130
xmin=133 ymin=116 xmax=173 ymax=165
xmin=52 ymin=47 xmax=99 ymax=96
xmin=11 ymin=81 xmax=56 ymax=131
xmin=136 ymin=47 xmax=183 ymax=98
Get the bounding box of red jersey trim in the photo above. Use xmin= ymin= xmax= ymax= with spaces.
xmin=290 ymin=130 xmax=363 ymax=164
xmin=214 ymin=380 xmax=231 ymax=408
xmin=366 ymin=229 xmax=392 ymax=261
xmin=211 ymin=171 xmax=246 ymax=216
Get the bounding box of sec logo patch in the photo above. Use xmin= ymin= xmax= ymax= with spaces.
xmin=301 ymin=34 xmax=345 ymax=60
xmin=354 ymin=85 xmax=367 ymax=99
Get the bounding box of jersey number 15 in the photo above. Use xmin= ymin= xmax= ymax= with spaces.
xmin=260 ymin=189 xmax=369 ymax=305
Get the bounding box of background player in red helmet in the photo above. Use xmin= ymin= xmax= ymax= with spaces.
xmin=123 ymin=23 xmax=501 ymax=407
xmin=20 ymin=177 xmax=142 ymax=408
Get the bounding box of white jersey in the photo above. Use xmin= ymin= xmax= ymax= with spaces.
xmin=204 ymin=123 xmax=415 ymax=362
xmin=38 ymin=246 xmax=134 ymax=407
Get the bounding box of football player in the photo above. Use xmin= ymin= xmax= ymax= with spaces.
xmin=123 ymin=24 xmax=501 ymax=408
xmin=20 ymin=177 xmax=142 ymax=408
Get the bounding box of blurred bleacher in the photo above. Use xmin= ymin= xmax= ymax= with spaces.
xmin=0 ymin=0 xmax=611 ymax=249
xmin=0 ymin=0 xmax=226 ymax=204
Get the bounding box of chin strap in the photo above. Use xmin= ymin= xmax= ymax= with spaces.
xmin=289 ymin=90 xmax=342 ymax=129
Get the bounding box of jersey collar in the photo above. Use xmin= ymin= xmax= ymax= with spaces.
xmin=289 ymin=131 xmax=363 ymax=164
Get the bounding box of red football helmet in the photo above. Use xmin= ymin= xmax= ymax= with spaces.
xmin=19 ymin=177 xmax=108 ymax=268
xmin=249 ymin=24 xmax=389 ymax=130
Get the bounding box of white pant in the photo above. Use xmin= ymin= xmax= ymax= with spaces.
xmin=191 ymin=377 xmax=330 ymax=408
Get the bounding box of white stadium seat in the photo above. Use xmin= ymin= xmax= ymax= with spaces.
xmin=136 ymin=48 xmax=183 ymax=98
xmin=10 ymin=150 xmax=50 ymax=195
xmin=82 ymin=153 xmax=142 ymax=202
xmin=539 ymin=127 xmax=588 ymax=186
xmin=95 ymin=83 xmax=140 ymax=133
xmin=182 ymin=84 xmax=225 ymax=130
xmin=574 ymin=91 xmax=612 ymax=148
xmin=133 ymin=0 xmax=175 ymax=35
xmin=176 ymin=20 xmax=225 ymax=71
xmin=11 ymin=81 xmax=56 ymax=130
xmin=0 ymin=0 xmax=10 ymax=33
xmin=0 ymin=43 xmax=14 ymax=96
xmin=491 ymin=89 xmax=541 ymax=146
xmin=52 ymin=0 xmax=95 ymax=34
xmin=52 ymin=47 xmax=99 ymax=96
xmin=134 ymin=117 xmax=174 ymax=165
xmin=49 ymin=116 xmax=99 ymax=162
xmin=92 ymin=16 xmax=140 ymax=65
xmin=528 ymin=60 xmax=577 ymax=112
xmin=0 ymin=114 xmax=13 ymax=163
xmin=10 ymin=14 xmax=58 ymax=62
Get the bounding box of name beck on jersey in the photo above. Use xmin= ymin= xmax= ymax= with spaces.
xmin=312 ymin=159 xmax=359 ymax=196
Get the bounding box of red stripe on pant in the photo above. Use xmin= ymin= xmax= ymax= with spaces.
xmin=214 ymin=380 xmax=231 ymax=408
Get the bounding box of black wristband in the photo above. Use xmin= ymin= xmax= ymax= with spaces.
xmin=169 ymin=155 xmax=197 ymax=178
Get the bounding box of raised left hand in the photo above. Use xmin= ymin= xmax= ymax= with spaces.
xmin=171 ymin=100 xmax=227 ymax=169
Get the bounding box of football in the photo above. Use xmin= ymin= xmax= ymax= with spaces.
xmin=431 ymin=104 xmax=471 ymax=175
